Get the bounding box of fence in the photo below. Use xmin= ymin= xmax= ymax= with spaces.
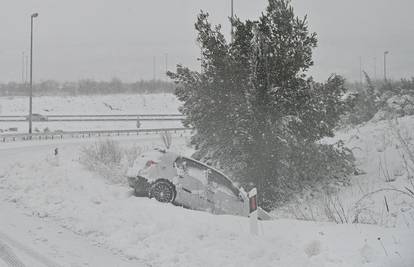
xmin=0 ymin=114 xmax=185 ymax=122
xmin=0 ymin=127 xmax=192 ymax=143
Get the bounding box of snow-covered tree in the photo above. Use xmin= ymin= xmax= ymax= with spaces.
xmin=169 ymin=0 xmax=354 ymax=209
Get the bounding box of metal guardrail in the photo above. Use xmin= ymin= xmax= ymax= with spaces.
xmin=0 ymin=113 xmax=183 ymax=118
xmin=0 ymin=118 xmax=184 ymax=122
xmin=0 ymin=114 xmax=185 ymax=122
xmin=46 ymin=114 xmax=184 ymax=117
xmin=0 ymin=127 xmax=192 ymax=143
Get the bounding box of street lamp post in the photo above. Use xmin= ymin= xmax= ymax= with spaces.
xmin=22 ymin=52 xmax=25 ymax=83
xmin=231 ymin=0 xmax=234 ymax=43
xmin=164 ymin=53 xmax=168 ymax=80
xmin=29 ymin=12 xmax=38 ymax=134
xmin=383 ymin=51 xmax=389 ymax=82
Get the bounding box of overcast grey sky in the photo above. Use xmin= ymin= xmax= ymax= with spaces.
xmin=1 ymin=0 xmax=413 ymax=83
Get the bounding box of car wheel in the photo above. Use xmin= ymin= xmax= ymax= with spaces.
xmin=149 ymin=179 xmax=176 ymax=203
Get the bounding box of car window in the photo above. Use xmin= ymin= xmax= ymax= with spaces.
xmin=175 ymin=157 xmax=209 ymax=186
xmin=208 ymin=170 xmax=239 ymax=196
xmin=178 ymin=157 xmax=240 ymax=196
xmin=175 ymin=157 xmax=204 ymax=169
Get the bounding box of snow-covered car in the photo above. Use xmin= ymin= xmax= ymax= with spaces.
xmin=126 ymin=150 xmax=250 ymax=217
xmin=26 ymin=113 xmax=48 ymax=121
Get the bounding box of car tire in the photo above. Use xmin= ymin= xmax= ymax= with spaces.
xmin=149 ymin=179 xmax=176 ymax=203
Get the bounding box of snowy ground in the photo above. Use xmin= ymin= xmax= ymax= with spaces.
xmin=1 ymin=126 xmax=414 ymax=266
xmin=0 ymin=94 xmax=182 ymax=133
xmin=0 ymin=201 xmax=144 ymax=267
xmin=272 ymin=116 xmax=414 ymax=229
xmin=0 ymin=94 xmax=180 ymax=115
xmin=0 ymin=134 xmax=191 ymax=266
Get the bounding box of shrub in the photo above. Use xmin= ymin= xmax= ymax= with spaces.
xmin=253 ymin=141 xmax=355 ymax=210
xmin=343 ymin=75 xmax=414 ymax=125
xmin=80 ymin=140 xmax=142 ymax=184
xmin=81 ymin=140 xmax=123 ymax=166
xmin=169 ymin=0 xmax=354 ymax=210
xmin=160 ymin=131 xmax=172 ymax=150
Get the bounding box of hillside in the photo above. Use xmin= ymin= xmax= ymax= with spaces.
xmin=0 ymin=117 xmax=413 ymax=266
xmin=273 ymin=115 xmax=414 ymax=229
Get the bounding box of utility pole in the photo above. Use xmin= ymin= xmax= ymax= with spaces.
xmin=359 ymin=56 xmax=363 ymax=86
xmin=153 ymin=56 xmax=156 ymax=81
xmin=231 ymin=0 xmax=234 ymax=43
xmin=164 ymin=53 xmax=168 ymax=80
xmin=374 ymin=57 xmax=377 ymax=81
xmin=29 ymin=13 xmax=38 ymax=134
xmin=25 ymin=54 xmax=29 ymax=83
xmin=22 ymin=52 xmax=25 ymax=83
xmin=384 ymin=51 xmax=389 ymax=82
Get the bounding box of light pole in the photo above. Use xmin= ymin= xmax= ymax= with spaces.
xmin=152 ymin=55 xmax=156 ymax=81
xmin=22 ymin=52 xmax=25 ymax=83
xmin=359 ymin=56 xmax=362 ymax=86
xmin=383 ymin=51 xmax=389 ymax=82
xmin=230 ymin=0 xmax=234 ymax=43
xmin=29 ymin=12 xmax=38 ymax=134
xmin=164 ymin=53 xmax=168 ymax=80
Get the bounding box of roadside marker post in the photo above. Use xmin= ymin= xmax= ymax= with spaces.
xmin=248 ymin=188 xmax=258 ymax=235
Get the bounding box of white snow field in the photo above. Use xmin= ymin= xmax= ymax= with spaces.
xmin=0 ymin=94 xmax=180 ymax=115
xmin=0 ymin=94 xmax=182 ymax=133
xmin=1 ymin=119 xmax=414 ymax=266
xmin=273 ymin=115 xmax=414 ymax=229
xmin=0 ymin=134 xmax=191 ymax=267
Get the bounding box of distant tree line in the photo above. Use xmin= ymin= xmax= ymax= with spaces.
xmin=0 ymin=78 xmax=175 ymax=96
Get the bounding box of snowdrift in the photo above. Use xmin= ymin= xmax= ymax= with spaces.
xmin=1 ymin=134 xmax=413 ymax=266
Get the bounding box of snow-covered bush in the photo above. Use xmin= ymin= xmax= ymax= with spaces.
xmin=255 ymin=141 xmax=355 ymax=209
xmin=274 ymin=118 xmax=414 ymax=226
xmin=160 ymin=131 xmax=172 ymax=150
xmin=343 ymin=75 xmax=414 ymax=125
xmin=81 ymin=140 xmax=123 ymax=166
xmin=80 ymin=140 xmax=143 ymax=184
xmin=169 ymin=0 xmax=354 ymax=210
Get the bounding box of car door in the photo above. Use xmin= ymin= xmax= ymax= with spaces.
xmin=206 ymin=169 xmax=247 ymax=216
xmin=173 ymin=157 xmax=214 ymax=212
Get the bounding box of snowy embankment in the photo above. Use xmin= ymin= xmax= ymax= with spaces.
xmin=273 ymin=115 xmax=414 ymax=229
xmin=1 ymin=129 xmax=414 ymax=266
xmin=0 ymin=94 xmax=182 ymax=133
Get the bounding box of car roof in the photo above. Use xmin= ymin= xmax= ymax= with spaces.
xmin=142 ymin=150 xmax=237 ymax=187
xmin=180 ymin=156 xmax=239 ymax=192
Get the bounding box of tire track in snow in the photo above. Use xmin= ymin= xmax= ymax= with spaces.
xmin=0 ymin=239 xmax=26 ymax=267
xmin=0 ymin=232 xmax=61 ymax=267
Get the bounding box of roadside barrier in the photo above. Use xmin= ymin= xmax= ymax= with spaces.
xmin=0 ymin=127 xmax=192 ymax=143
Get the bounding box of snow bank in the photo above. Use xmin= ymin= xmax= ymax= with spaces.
xmin=274 ymin=115 xmax=414 ymax=228
xmin=1 ymin=138 xmax=413 ymax=266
